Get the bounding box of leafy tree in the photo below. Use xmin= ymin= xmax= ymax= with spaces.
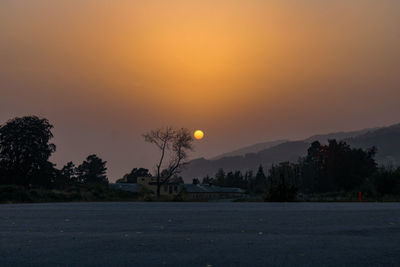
xmin=61 ymin=162 xmax=78 ymax=183
xmin=320 ymin=140 xmax=376 ymax=192
xmin=76 ymin=155 xmax=108 ymax=185
xmin=299 ymin=141 xmax=323 ymax=193
xmin=117 ymin=168 xmax=151 ymax=183
xmin=299 ymin=140 xmax=377 ymax=193
xmin=143 ymin=127 xmax=194 ymax=197
xmin=192 ymin=178 xmax=200 ymax=184
xmin=0 ymin=116 xmax=56 ymax=187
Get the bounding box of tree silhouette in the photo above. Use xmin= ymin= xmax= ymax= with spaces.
xmin=299 ymin=141 xmax=323 ymax=193
xmin=0 ymin=116 xmax=56 ymax=187
xmin=117 ymin=167 xmax=151 ymax=183
xmin=202 ymin=175 xmax=214 ymax=185
xmin=299 ymin=140 xmax=377 ymax=193
xmin=254 ymin=165 xmax=267 ymax=194
xmin=267 ymin=162 xmax=299 ymax=201
xmin=76 ymin=155 xmax=108 ymax=185
xmin=60 ymin=161 xmax=78 ymax=184
xmin=373 ymin=166 xmax=400 ymax=196
xmin=319 ymin=140 xmax=376 ymax=192
xmin=143 ymin=127 xmax=193 ymax=197
xmin=215 ymin=168 xmax=226 ymax=186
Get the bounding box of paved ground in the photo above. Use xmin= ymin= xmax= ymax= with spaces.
xmin=0 ymin=202 xmax=400 ymax=267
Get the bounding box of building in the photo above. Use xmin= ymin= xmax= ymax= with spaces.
xmin=137 ymin=176 xmax=182 ymax=197
xmin=110 ymin=177 xmax=246 ymax=200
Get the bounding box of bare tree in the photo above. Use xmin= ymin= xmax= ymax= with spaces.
xmin=143 ymin=127 xmax=194 ymax=197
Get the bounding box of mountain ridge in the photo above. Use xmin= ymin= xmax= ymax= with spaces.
xmin=181 ymin=123 xmax=400 ymax=182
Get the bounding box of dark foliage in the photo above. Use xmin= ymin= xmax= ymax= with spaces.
xmin=199 ymin=140 xmax=389 ymax=201
xmin=0 ymin=114 xmax=398 ymax=202
xmin=266 ymin=162 xmax=299 ymax=201
xmin=0 ymin=184 xmax=138 ymax=204
xmin=300 ymin=140 xmax=377 ymax=193
xmin=201 ymin=175 xmax=215 ymax=185
xmin=254 ymin=165 xmax=267 ymax=194
xmin=0 ymin=116 xmax=56 ymax=187
xmin=76 ymin=155 xmax=108 ymax=185
xmin=117 ymin=168 xmax=151 ymax=183
xmin=372 ymin=167 xmax=400 ymax=196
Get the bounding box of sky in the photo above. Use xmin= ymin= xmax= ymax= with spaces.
xmin=1 ymin=0 xmax=400 ymax=181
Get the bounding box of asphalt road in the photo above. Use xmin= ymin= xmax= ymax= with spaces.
xmin=1 ymin=202 xmax=400 ymax=267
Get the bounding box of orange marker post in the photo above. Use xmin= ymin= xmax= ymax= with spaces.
xmin=359 ymin=192 xmax=362 ymax=202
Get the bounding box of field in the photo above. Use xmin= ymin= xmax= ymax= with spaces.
xmin=1 ymin=202 xmax=400 ymax=266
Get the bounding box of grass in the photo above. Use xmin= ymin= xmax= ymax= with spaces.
xmin=0 ymin=184 xmax=140 ymax=204
xmin=2 ymin=184 xmax=400 ymax=203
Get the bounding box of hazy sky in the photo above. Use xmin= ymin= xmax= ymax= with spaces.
xmin=1 ymin=0 xmax=400 ymax=180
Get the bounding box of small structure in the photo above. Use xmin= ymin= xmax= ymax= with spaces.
xmin=182 ymin=184 xmax=246 ymax=201
xmin=137 ymin=176 xmax=182 ymax=197
xmin=110 ymin=177 xmax=246 ymax=201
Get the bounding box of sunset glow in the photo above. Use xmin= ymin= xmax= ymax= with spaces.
xmin=1 ymin=1 xmax=399 ymax=265
xmin=1 ymin=0 xmax=400 ymax=179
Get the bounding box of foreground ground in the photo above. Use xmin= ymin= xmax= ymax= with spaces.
xmin=0 ymin=202 xmax=399 ymax=266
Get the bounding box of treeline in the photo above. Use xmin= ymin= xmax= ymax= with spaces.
xmin=2 ymin=115 xmax=400 ymax=202
xmin=0 ymin=116 xmax=109 ymax=189
xmin=0 ymin=116 xmax=139 ymax=203
xmin=194 ymin=140 xmax=400 ymax=201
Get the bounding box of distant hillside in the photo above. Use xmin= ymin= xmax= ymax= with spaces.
xmin=304 ymin=127 xmax=378 ymax=144
xmin=211 ymin=139 xmax=288 ymax=160
xmin=345 ymin=123 xmax=400 ymax=166
xmin=181 ymin=141 xmax=309 ymax=181
xmin=211 ymin=128 xmax=375 ymax=161
xmin=181 ymin=123 xmax=400 ymax=182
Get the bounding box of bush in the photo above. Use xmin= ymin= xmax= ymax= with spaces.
xmin=0 ymin=185 xmax=32 ymax=203
xmin=0 ymin=184 xmax=139 ymax=203
xmin=265 ymin=184 xmax=298 ymax=202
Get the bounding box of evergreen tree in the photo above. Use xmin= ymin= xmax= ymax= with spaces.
xmin=76 ymin=155 xmax=108 ymax=185
xmin=215 ymin=168 xmax=226 ymax=186
xmin=254 ymin=165 xmax=267 ymax=194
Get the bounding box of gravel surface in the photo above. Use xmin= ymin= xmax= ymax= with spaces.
xmin=1 ymin=202 xmax=400 ymax=266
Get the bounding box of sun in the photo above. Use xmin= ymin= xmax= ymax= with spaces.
xmin=194 ymin=130 xmax=204 ymax=140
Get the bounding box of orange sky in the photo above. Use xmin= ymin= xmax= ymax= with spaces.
xmin=1 ymin=0 xmax=400 ymax=180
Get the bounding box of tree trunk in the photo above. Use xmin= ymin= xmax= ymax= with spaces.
xmin=157 ymin=176 xmax=161 ymax=198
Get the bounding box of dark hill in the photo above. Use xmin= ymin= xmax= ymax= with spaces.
xmin=346 ymin=123 xmax=400 ymax=166
xmin=210 ymin=139 xmax=288 ymax=160
xmin=181 ymin=141 xmax=309 ymax=181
